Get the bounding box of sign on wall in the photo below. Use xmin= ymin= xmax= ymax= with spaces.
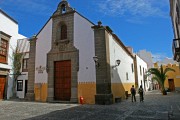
xmin=36 ymin=66 xmax=46 ymax=74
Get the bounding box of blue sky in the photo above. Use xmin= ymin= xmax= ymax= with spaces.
xmin=0 ymin=0 xmax=173 ymax=61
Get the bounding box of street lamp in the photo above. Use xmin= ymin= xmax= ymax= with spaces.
xmin=93 ymin=56 xmax=100 ymax=67
xmin=112 ymin=59 xmax=121 ymax=68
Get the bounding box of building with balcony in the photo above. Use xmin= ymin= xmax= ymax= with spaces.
xmin=0 ymin=9 xmax=25 ymax=99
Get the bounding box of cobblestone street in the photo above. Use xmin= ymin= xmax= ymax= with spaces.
xmin=0 ymin=90 xmax=180 ymax=120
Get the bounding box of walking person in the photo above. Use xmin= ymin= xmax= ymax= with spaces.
xmin=138 ymin=85 xmax=144 ymax=102
xmin=130 ymin=85 xmax=136 ymax=102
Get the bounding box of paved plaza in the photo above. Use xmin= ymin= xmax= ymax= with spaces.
xmin=0 ymin=90 xmax=180 ymax=120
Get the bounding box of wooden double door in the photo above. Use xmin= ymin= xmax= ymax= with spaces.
xmin=54 ymin=60 xmax=71 ymax=101
xmin=0 ymin=76 xmax=6 ymax=99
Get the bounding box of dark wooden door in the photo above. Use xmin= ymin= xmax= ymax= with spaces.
xmin=168 ymin=79 xmax=175 ymax=91
xmin=54 ymin=60 xmax=71 ymax=101
xmin=0 ymin=76 xmax=6 ymax=99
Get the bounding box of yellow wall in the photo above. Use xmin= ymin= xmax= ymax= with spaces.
xmin=78 ymin=82 xmax=96 ymax=104
xmin=154 ymin=63 xmax=180 ymax=89
xmin=163 ymin=64 xmax=180 ymax=88
xmin=33 ymin=82 xmax=136 ymax=104
xmin=111 ymin=83 xmax=135 ymax=101
xmin=34 ymin=83 xmax=47 ymax=102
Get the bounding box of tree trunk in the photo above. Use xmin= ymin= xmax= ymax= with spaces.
xmin=11 ymin=76 xmax=18 ymax=99
xmin=161 ymin=85 xmax=167 ymax=95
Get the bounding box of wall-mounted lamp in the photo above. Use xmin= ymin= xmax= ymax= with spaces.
xmin=112 ymin=59 xmax=121 ymax=68
xmin=93 ymin=56 xmax=100 ymax=67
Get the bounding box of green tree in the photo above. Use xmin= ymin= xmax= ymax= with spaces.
xmin=12 ymin=45 xmax=23 ymax=98
xmin=148 ymin=65 xmax=175 ymax=95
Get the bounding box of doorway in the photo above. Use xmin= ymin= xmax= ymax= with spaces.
xmin=54 ymin=60 xmax=71 ymax=101
xmin=0 ymin=76 xmax=6 ymax=99
xmin=168 ymin=79 xmax=175 ymax=91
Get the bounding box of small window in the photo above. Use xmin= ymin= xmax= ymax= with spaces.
xmin=22 ymin=58 xmax=28 ymax=72
xmin=126 ymin=72 xmax=129 ymax=80
xmin=61 ymin=24 xmax=67 ymax=40
xmin=140 ymin=65 xmax=142 ymax=75
xmin=17 ymin=80 xmax=23 ymax=91
xmin=131 ymin=63 xmax=134 ymax=72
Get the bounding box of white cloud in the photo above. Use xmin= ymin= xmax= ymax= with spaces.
xmin=97 ymin=0 xmax=168 ymax=18
xmin=0 ymin=0 xmax=55 ymax=16
xmin=152 ymin=53 xmax=169 ymax=62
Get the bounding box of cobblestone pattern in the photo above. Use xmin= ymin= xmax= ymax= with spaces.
xmin=0 ymin=90 xmax=180 ymax=120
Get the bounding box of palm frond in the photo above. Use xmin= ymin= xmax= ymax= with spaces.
xmin=148 ymin=68 xmax=161 ymax=78
xmin=152 ymin=76 xmax=162 ymax=85
xmin=148 ymin=65 xmax=175 ymax=94
xmin=163 ymin=68 xmax=175 ymax=75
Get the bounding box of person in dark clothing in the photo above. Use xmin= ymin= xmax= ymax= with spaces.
xmin=138 ymin=85 xmax=144 ymax=102
xmin=130 ymin=85 xmax=136 ymax=102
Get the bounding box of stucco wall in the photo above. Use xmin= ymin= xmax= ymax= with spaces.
xmin=163 ymin=64 xmax=180 ymax=89
xmin=35 ymin=19 xmax=52 ymax=84
xmin=74 ymin=13 xmax=96 ymax=104
xmin=109 ymin=34 xmax=135 ymax=97
xmin=0 ymin=11 xmax=25 ymax=99
xmin=16 ymin=72 xmax=28 ymax=98
xmin=34 ymin=19 xmax=52 ymax=101
xmin=74 ymin=13 xmax=96 ymax=83
xmin=135 ymin=55 xmax=148 ymax=90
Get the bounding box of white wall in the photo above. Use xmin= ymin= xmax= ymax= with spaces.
xmin=0 ymin=10 xmax=25 ymax=99
xmin=16 ymin=38 xmax=29 ymax=98
xmin=135 ymin=55 xmax=149 ymax=90
xmin=109 ymin=34 xmax=135 ymax=84
xmin=16 ymin=72 xmax=28 ymax=98
xmin=74 ymin=13 xmax=96 ymax=83
xmin=35 ymin=19 xmax=52 ymax=83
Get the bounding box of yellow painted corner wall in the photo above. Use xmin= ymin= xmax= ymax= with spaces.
xmin=78 ymin=82 xmax=96 ymax=104
xmin=162 ymin=64 xmax=180 ymax=88
xmin=34 ymin=83 xmax=47 ymax=102
xmin=111 ymin=83 xmax=134 ymax=101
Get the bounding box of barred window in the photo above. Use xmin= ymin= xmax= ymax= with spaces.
xmin=17 ymin=80 xmax=23 ymax=91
